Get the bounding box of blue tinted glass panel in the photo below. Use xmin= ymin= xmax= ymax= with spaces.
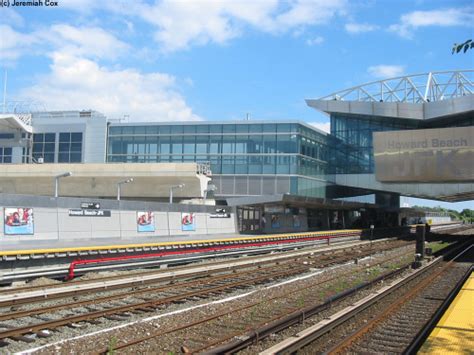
xmin=45 ymin=133 xmax=55 ymax=143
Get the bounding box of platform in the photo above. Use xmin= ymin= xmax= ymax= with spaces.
xmin=419 ymin=271 xmax=474 ymax=354
xmin=0 ymin=229 xmax=363 ymax=260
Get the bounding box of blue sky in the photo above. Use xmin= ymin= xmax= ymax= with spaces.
xmin=1 ymin=0 xmax=473 ymax=211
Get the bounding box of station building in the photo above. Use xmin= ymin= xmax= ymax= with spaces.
xmin=0 ymin=70 xmax=472 ymax=235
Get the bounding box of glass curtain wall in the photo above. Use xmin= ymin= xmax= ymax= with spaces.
xmin=107 ymin=123 xmax=329 ymax=178
xmin=329 ymin=114 xmax=419 ymax=174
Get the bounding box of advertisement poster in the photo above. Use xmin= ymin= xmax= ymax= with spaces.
xmin=293 ymin=215 xmax=301 ymax=228
xmin=271 ymin=214 xmax=280 ymax=229
xmin=181 ymin=213 xmax=196 ymax=231
xmin=4 ymin=208 xmax=34 ymax=235
xmin=137 ymin=211 xmax=155 ymax=232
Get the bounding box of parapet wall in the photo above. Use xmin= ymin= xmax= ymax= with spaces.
xmin=0 ymin=194 xmax=237 ymax=242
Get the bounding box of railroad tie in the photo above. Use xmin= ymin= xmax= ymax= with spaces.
xmin=10 ymin=335 xmax=36 ymax=343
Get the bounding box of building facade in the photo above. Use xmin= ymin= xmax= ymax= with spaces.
xmin=107 ymin=121 xmax=329 ymax=198
xmin=0 ymin=70 xmax=472 ymax=204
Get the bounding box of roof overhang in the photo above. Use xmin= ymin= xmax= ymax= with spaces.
xmin=0 ymin=114 xmax=33 ymax=133
xmin=226 ymin=194 xmax=377 ymax=210
xmin=306 ymin=94 xmax=473 ymax=121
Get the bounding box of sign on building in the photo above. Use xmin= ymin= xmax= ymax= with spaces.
xmin=374 ymin=126 xmax=473 ymax=182
xmin=69 ymin=209 xmax=111 ymax=217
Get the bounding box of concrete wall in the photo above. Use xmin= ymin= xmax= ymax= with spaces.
xmin=0 ymin=194 xmax=236 ymax=242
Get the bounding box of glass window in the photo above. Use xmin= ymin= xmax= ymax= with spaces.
xmin=277 ymin=134 xmax=297 ymax=153
xmin=277 ymin=124 xmax=291 ymax=133
xmin=196 ymin=136 xmax=208 ymax=154
xmin=222 ymin=135 xmax=235 ymax=154
xmin=109 ymin=127 xmax=122 ymax=135
xmin=209 ymin=136 xmax=221 ymax=154
xmin=145 ymin=126 xmax=159 ymax=134
xmin=196 ymin=125 xmax=209 ymax=133
xmin=122 ymin=126 xmax=134 ymax=134
xmin=183 ymin=137 xmax=195 ymax=154
xmin=71 ymin=132 xmax=83 ymax=142
xmin=210 ymin=125 xmax=222 ymax=133
xmin=0 ymin=147 xmax=13 ymax=163
xmin=172 ymin=142 xmax=183 ymax=154
xmin=236 ymin=124 xmax=248 ymax=133
xmin=249 ymin=156 xmax=262 ymax=174
xmin=235 ymin=156 xmax=248 ymax=174
xmin=57 ymin=132 xmax=82 ymax=163
xmin=60 ymin=133 xmax=70 ymax=143
xmin=160 ymin=137 xmax=171 ymax=154
xmin=263 ymin=155 xmax=275 ymax=174
xmin=134 ymin=126 xmax=146 ymax=134
xmin=249 ymin=124 xmax=262 ymax=133
xmin=222 ymin=124 xmax=236 ymax=133
xmin=276 ymin=156 xmax=290 ymax=174
xmin=183 ymin=125 xmax=195 ymax=134
xmin=221 ymin=155 xmax=235 ymax=174
xmin=45 ymin=133 xmax=55 ymax=143
xmin=247 ymin=135 xmax=262 ymax=154
xmin=262 ymin=124 xmax=277 ymax=133
xmin=171 ymin=125 xmax=183 ymax=134
xmin=263 ymin=135 xmax=276 ymax=153
xmin=158 ymin=125 xmax=171 ymax=134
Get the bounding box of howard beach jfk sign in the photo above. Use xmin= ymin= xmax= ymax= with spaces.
xmin=69 ymin=209 xmax=111 ymax=217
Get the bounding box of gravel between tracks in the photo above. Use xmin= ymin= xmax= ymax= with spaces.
xmin=5 ymin=243 xmax=415 ymax=354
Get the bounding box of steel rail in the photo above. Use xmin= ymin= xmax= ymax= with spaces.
xmin=0 ymin=239 xmax=362 ymax=295
xmin=0 ymin=266 xmax=313 ymax=341
xmin=0 ymin=246 xmax=372 ymax=322
xmin=326 ymin=242 xmax=473 ymax=355
xmin=1 ymin=239 xmax=403 ymax=307
xmin=259 ymin=240 xmax=472 ymax=355
xmin=95 ymin=248 xmax=415 ymax=354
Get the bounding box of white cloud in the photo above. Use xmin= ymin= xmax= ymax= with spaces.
xmin=389 ymin=7 xmax=474 ymax=38
xmin=367 ymin=65 xmax=405 ymax=79
xmin=0 ymin=24 xmax=129 ymax=64
xmin=345 ymin=22 xmax=379 ymax=34
xmin=20 ymin=52 xmax=200 ymax=122
xmin=309 ymin=122 xmax=330 ymax=133
xmin=306 ymin=36 xmax=324 ymax=46
xmin=0 ymin=8 xmax=25 ymax=27
xmin=46 ymin=25 xmax=129 ymax=60
xmin=136 ymin=0 xmax=347 ymax=52
xmin=0 ymin=25 xmax=38 ymax=64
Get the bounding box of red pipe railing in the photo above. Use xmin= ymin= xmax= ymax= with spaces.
xmin=66 ymin=232 xmax=360 ymax=279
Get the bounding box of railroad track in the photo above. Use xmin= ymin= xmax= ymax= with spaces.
xmin=0 ymin=239 xmax=408 ymax=306
xmin=88 ymin=248 xmax=415 ymax=354
xmin=0 ymin=241 xmax=407 ymax=345
xmin=260 ymin=239 xmax=473 ymax=355
xmin=0 ymin=240 xmax=413 ymax=352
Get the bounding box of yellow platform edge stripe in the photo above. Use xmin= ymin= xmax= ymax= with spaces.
xmin=0 ymin=229 xmax=363 ymax=257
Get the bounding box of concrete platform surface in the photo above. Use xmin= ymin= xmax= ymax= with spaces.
xmin=419 ymin=271 xmax=474 ymax=354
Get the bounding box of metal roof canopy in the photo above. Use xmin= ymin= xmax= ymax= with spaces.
xmin=0 ymin=114 xmax=33 ymax=133
xmin=226 ymin=194 xmax=378 ymax=210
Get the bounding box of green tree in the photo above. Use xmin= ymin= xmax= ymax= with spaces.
xmin=452 ymin=39 xmax=473 ymax=54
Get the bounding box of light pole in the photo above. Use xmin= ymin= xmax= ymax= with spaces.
xmin=169 ymin=184 xmax=185 ymax=204
xmin=55 ymin=172 xmax=72 ymax=198
xmin=117 ymin=178 xmax=134 ymax=201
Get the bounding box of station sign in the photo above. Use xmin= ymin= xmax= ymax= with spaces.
xmin=374 ymin=126 xmax=473 ymax=182
xmin=209 ymin=208 xmax=230 ymax=218
xmin=69 ymin=209 xmax=111 ymax=217
xmin=81 ymin=202 xmax=101 ymax=210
